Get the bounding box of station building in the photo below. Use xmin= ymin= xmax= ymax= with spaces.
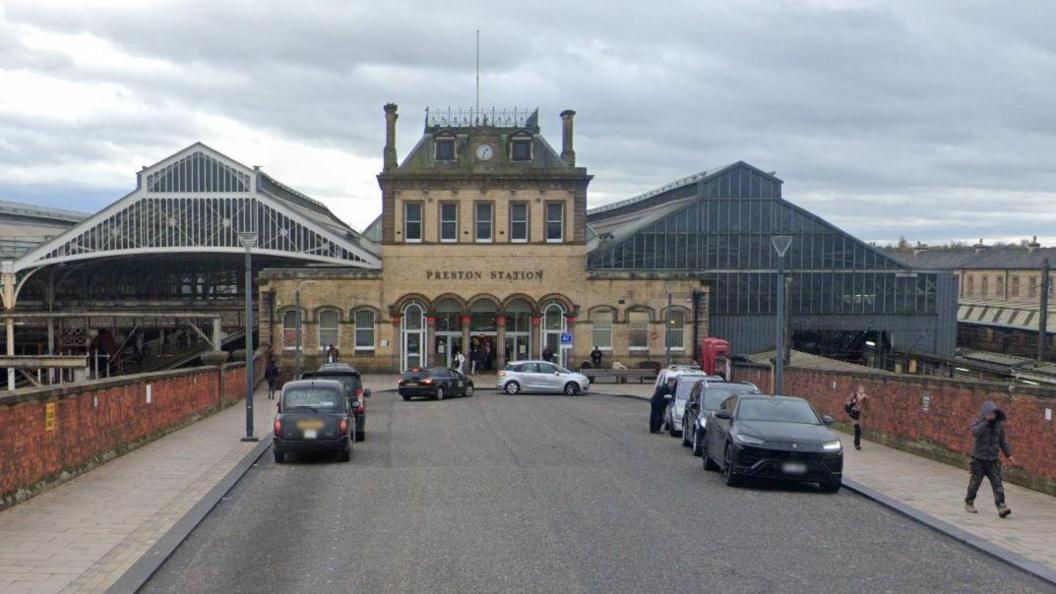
xmin=1 ymin=102 xmax=958 ymax=385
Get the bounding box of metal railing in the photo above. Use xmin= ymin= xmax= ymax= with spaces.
xmin=425 ymin=107 xmax=538 ymax=129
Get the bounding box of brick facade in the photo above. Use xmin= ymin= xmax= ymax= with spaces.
xmin=734 ymin=364 xmax=1056 ymax=495
xmin=0 ymin=360 xmax=262 ymax=508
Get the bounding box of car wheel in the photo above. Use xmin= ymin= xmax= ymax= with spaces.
xmin=464 ymin=384 xmax=475 ymax=397
xmin=703 ymin=448 xmax=719 ymax=471
xmin=402 ymin=394 xmax=411 ymax=401
xmin=504 ymin=381 xmax=521 ymax=394
xmin=338 ymin=444 xmax=351 ymax=462
xmin=820 ymin=480 xmax=841 ymax=494
xmin=692 ymin=429 xmax=705 ymax=457
xmin=435 ymin=387 xmax=445 ymax=401
xmin=681 ymin=424 xmax=693 ymax=447
xmin=564 ymin=382 xmax=579 ymax=396
xmin=273 ymin=448 xmax=285 ymax=464
xmin=669 ymin=421 xmax=680 ymax=438
xmin=723 ymin=443 xmax=740 ymax=486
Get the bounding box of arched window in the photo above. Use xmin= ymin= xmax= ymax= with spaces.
xmin=591 ymin=310 xmax=613 ymax=351
xmin=354 ymin=310 xmax=375 ymax=350
xmin=666 ymin=310 xmax=687 ymax=350
xmin=282 ymin=309 xmax=302 ymax=350
xmin=628 ymin=310 xmax=649 ymax=350
xmin=402 ymin=303 xmax=427 ymax=370
xmin=318 ymin=310 xmax=340 ymax=351
xmin=542 ymin=302 xmax=566 ymax=365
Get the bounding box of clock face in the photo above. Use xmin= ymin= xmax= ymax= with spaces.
xmin=475 ymin=144 xmax=494 ymax=161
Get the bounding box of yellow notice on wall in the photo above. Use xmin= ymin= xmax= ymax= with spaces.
xmin=45 ymin=402 xmax=56 ymax=432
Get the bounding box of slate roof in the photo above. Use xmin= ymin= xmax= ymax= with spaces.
xmin=886 ymin=247 xmax=1056 ymax=270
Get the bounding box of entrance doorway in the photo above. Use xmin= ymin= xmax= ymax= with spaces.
xmin=504 ymin=299 xmax=532 ymax=363
xmin=469 ymin=299 xmax=498 ymax=373
xmin=434 ymin=299 xmax=463 ymax=369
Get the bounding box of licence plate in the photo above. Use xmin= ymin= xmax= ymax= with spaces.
xmin=296 ymin=420 xmax=324 ymax=430
xmin=782 ymin=462 xmax=807 ymax=475
xmin=405 ymin=382 xmax=417 ymax=387
xmin=303 ymin=429 xmax=317 ymax=440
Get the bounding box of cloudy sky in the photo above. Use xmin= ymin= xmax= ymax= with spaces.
xmin=1 ymin=0 xmax=1054 ymax=245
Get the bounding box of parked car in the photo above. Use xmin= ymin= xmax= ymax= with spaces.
xmin=682 ymin=381 xmax=759 ymax=455
xmin=273 ymin=379 xmax=355 ymax=463
xmin=497 ymin=360 xmax=591 ymax=395
xmin=703 ymin=394 xmax=842 ymax=492
xmin=662 ymin=374 xmax=709 ymax=437
xmin=300 ymin=363 xmax=369 ymax=442
xmin=398 ymin=367 xmax=475 ymax=400
xmin=654 ymin=365 xmax=707 ymax=389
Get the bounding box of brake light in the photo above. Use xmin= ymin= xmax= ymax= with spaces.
xmin=356 ymin=403 xmax=365 ymax=413
xmin=420 ymin=378 xmax=433 ymax=385
xmin=273 ymin=418 xmax=282 ymax=436
xmin=398 ymin=379 xmax=405 ymax=385
xmin=339 ymin=418 xmax=349 ymax=434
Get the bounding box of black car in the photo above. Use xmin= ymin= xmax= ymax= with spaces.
xmin=300 ymin=364 xmax=370 ymax=442
xmin=273 ymin=379 xmax=355 ymax=463
xmin=703 ymin=394 xmax=842 ymax=492
xmin=682 ymin=381 xmax=759 ymax=456
xmin=398 ymin=367 xmax=475 ymax=401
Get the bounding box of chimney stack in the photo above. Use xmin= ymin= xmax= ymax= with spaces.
xmin=383 ymin=103 xmax=399 ymax=171
xmin=560 ymin=109 xmax=576 ymax=166
xmin=1028 ymin=235 xmax=1042 ymax=253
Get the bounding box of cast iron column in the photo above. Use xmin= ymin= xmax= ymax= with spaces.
xmin=239 ymin=232 xmax=258 ymax=442
xmin=1039 ymin=258 xmax=1051 ymax=362
xmin=771 ymin=236 xmax=793 ymax=395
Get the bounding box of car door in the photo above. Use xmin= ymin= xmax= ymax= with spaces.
xmin=708 ymin=395 xmax=737 ymax=461
xmin=518 ymin=363 xmax=541 ymax=392
xmin=537 ymin=362 xmax=563 ymax=392
xmin=684 ymin=383 xmax=702 ymax=434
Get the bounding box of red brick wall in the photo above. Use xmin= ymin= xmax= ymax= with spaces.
xmin=0 ymin=364 xmax=253 ymax=507
xmin=734 ymin=364 xmax=1056 ymax=494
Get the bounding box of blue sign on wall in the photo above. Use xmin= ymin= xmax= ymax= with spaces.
xmin=560 ymin=332 xmax=573 ymax=345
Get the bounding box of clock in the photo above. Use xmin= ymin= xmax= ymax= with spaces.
xmin=475 ymin=144 xmax=494 ymax=161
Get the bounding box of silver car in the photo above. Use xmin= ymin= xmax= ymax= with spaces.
xmin=497 ymin=360 xmax=591 ymax=395
xmin=662 ymin=373 xmax=712 ymax=437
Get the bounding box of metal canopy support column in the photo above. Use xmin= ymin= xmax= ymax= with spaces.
xmin=212 ymin=318 xmax=223 ymax=351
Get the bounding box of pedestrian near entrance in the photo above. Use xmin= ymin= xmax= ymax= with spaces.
xmin=326 ymin=344 xmax=340 ymax=363
xmin=454 ymin=349 xmax=466 ymax=374
xmin=265 ymin=360 xmax=280 ymax=400
xmin=542 ymin=346 xmax=554 ymax=363
xmin=844 ymin=387 xmax=867 ymax=450
xmin=590 ymin=346 xmax=603 ymax=368
xmin=649 ymin=377 xmax=677 ymax=433
xmin=965 ymin=401 xmax=1016 ymax=517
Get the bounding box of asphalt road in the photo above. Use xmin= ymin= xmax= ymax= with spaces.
xmin=143 ymin=388 xmax=1054 ymax=594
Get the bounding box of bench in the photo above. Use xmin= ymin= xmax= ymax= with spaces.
xmin=583 ymin=369 xmax=656 ymax=384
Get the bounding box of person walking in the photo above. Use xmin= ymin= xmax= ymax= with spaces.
xmin=454 ymin=349 xmax=466 ymax=374
xmin=965 ymin=401 xmax=1016 ymax=517
xmin=542 ymin=346 xmax=553 ymax=364
xmin=265 ymin=360 xmax=280 ymax=400
xmin=844 ymin=387 xmax=867 ymax=450
xmin=326 ymin=344 xmax=340 ymax=363
xmin=590 ymin=346 xmax=603 ymax=368
xmin=649 ymin=377 xmax=677 ymax=433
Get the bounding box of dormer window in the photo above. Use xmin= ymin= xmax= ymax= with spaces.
xmin=510 ymin=138 xmax=533 ymax=161
xmin=435 ymin=138 xmax=455 ymax=161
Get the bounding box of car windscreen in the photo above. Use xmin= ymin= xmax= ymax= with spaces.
xmin=402 ymin=369 xmax=431 ymax=381
xmin=736 ymin=398 xmax=820 ymax=424
xmin=674 ymin=380 xmax=700 ymax=401
xmin=282 ymin=388 xmax=344 ymax=412
xmin=703 ymin=386 xmax=755 ymax=410
xmin=302 ymin=373 xmax=361 ymax=393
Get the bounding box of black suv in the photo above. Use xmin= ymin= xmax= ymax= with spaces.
xmin=398 ymin=367 xmax=475 ymax=401
xmin=273 ymin=379 xmax=355 ymax=463
xmin=300 ymin=363 xmax=369 ymax=441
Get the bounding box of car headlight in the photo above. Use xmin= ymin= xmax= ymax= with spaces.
xmin=822 ymin=440 xmax=842 ymax=451
xmin=735 ymin=434 xmax=764 ymax=445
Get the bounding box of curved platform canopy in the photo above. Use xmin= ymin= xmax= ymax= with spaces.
xmin=11 ymin=143 xmax=381 ymax=276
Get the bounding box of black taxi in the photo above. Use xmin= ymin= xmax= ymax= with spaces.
xmin=273 ymin=379 xmax=355 ymax=463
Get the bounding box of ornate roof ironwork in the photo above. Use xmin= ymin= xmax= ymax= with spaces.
xmin=424 ymin=107 xmax=539 ymax=131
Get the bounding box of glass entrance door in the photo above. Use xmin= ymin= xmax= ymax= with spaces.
xmin=402 ymin=303 xmax=427 ymax=371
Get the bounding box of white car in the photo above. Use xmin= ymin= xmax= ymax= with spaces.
xmin=497 ymin=360 xmax=591 ymax=395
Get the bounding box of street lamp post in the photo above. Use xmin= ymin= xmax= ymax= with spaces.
xmin=665 ymin=291 xmax=673 ymax=366
xmin=238 ymin=232 xmax=258 ymax=442
xmin=771 ymin=236 xmax=793 ymax=395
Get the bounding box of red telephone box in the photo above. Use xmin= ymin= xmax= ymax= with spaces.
xmin=700 ymin=337 xmax=731 ymax=379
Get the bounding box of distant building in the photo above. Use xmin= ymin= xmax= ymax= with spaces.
xmin=0 ymin=199 xmax=86 ymax=259
xmin=888 ymin=240 xmax=1056 ymax=359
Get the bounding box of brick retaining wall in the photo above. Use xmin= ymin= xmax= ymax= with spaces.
xmin=734 ymin=364 xmax=1056 ymax=495
xmin=0 ymin=356 xmax=264 ymax=508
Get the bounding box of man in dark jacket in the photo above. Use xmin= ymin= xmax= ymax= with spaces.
xmin=590 ymin=346 xmax=603 ymax=368
xmin=965 ymin=400 xmax=1016 ymax=517
xmin=649 ymin=378 xmax=677 ymax=433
